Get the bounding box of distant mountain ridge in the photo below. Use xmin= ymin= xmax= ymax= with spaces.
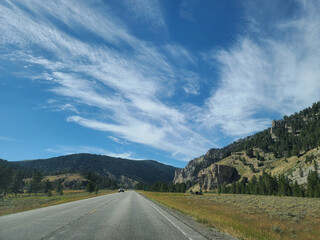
xmin=10 ymin=153 xmax=177 ymax=186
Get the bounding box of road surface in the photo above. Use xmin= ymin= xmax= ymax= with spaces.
xmin=0 ymin=191 xmax=207 ymax=240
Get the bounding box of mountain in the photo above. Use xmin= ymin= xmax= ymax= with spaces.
xmin=11 ymin=153 xmax=177 ymax=187
xmin=0 ymin=158 xmax=33 ymax=175
xmin=174 ymin=101 xmax=320 ymax=190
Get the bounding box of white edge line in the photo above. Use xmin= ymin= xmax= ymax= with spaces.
xmin=142 ymin=196 xmax=193 ymax=240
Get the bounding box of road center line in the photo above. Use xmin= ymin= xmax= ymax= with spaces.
xmin=89 ymin=209 xmax=97 ymax=214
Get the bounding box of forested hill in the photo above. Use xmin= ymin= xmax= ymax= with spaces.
xmin=11 ymin=153 xmax=177 ymax=184
xmin=209 ymin=100 xmax=320 ymax=162
xmin=223 ymin=101 xmax=320 ymax=158
xmin=174 ymin=101 xmax=320 ymax=186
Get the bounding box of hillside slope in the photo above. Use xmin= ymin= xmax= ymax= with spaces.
xmin=175 ymin=101 xmax=320 ymax=190
xmin=12 ymin=153 xmax=177 ymax=186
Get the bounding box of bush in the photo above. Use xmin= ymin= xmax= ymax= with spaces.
xmin=86 ymin=181 xmax=95 ymax=193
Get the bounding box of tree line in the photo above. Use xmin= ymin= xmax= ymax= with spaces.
xmin=81 ymin=171 xmax=118 ymax=193
xmin=218 ymin=169 xmax=320 ymax=198
xmin=135 ymin=180 xmax=194 ymax=193
xmin=0 ymin=167 xmax=64 ymax=197
xmin=0 ymin=163 xmax=30 ymax=197
xmin=0 ymin=163 xmax=119 ymax=197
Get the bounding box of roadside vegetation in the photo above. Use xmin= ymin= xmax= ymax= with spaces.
xmin=141 ymin=192 xmax=320 ymax=240
xmin=0 ymin=189 xmax=115 ymax=216
xmin=135 ymin=180 xmax=193 ymax=193
xmin=218 ymin=168 xmax=320 ymax=198
xmin=0 ymin=164 xmax=119 ymax=199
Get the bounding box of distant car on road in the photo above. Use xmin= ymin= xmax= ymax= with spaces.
xmin=118 ymin=188 xmax=124 ymax=193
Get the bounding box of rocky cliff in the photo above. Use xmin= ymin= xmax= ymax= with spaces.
xmin=198 ymin=164 xmax=240 ymax=190
xmin=175 ymin=146 xmax=320 ymax=192
xmin=173 ymin=148 xmax=228 ymax=184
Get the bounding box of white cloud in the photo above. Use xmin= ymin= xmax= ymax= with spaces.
xmin=0 ymin=0 xmax=210 ymax=161
xmin=3 ymin=0 xmax=318 ymax=162
xmin=164 ymin=44 xmax=196 ymax=65
xmin=121 ymin=0 xmax=165 ymax=28
xmin=203 ymin=0 xmax=320 ymax=137
xmin=39 ymin=98 xmax=79 ymax=113
xmin=66 ymin=115 xmax=208 ymax=161
xmin=108 ymin=136 xmax=126 ymax=145
xmin=181 ymin=71 xmax=201 ymax=95
xmin=0 ymin=136 xmax=16 ymax=141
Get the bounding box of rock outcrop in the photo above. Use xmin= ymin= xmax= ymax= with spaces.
xmin=198 ymin=164 xmax=240 ymax=190
xmin=173 ymin=148 xmax=228 ymax=184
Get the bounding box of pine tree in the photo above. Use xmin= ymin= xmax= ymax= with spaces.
xmin=180 ymin=183 xmax=186 ymax=193
xmin=86 ymin=181 xmax=95 ymax=193
xmin=42 ymin=180 xmax=52 ymax=194
xmin=221 ymin=184 xmax=227 ymax=193
xmin=28 ymin=170 xmax=43 ymax=193
xmin=231 ymin=182 xmax=237 ymax=194
xmin=95 ymin=185 xmax=99 ymax=195
xmin=307 ymin=170 xmax=320 ymax=198
xmin=174 ymin=183 xmax=181 ymax=193
xmin=278 ymin=175 xmax=291 ymax=196
xmin=249 ymin=175 xmax=258 ymax=194
xmin=246 ymin=148 xmax=254 ymax=158
xmin=10 ymin=170 xmax=24 ymax=196
xmin=255 ymin=151 xmax=261 ymax=160
xmin=292 ymin=181 xmax=303 ymax=197
xmin=56 ymin=180 xmax=63 ymax=195
xmin=159 ymin=182 xmax=166 ymax=192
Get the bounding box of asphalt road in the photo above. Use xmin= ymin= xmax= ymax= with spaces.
xmin=0 ymin=191 xmax=207 ymax=240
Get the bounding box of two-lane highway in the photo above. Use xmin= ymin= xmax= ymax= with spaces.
xmin=0 ymin=191 xmax=207 ymax=240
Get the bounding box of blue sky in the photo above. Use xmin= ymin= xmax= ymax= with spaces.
xmin=1 ymin=0 xmax=320 ymax=167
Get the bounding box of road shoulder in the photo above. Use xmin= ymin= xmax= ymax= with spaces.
xmin=138 ymin=192 xmax=238 ymax=240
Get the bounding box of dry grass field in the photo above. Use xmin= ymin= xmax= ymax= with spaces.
xmin=141 ymin=192 xmax=320 ymax=240
xmin=0 ymin=190 xmax=116 ymax=216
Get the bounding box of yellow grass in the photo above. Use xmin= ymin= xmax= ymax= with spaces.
xmin=44 ymin=173 xmax=87 ymax=182
xmin=0 ymin=190 xmax=116 ymax=216
xmin=141 ymin=192 xmax=320 ymax=240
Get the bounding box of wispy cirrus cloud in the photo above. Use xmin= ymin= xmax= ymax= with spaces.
xmin=108 ymin=136 xmax=127 ymax=145
xmin=202 ymin=0 xmax=320 ymax=136
xmin=0 ymin=0 xmax=208 ymax=161
xmin=2 ymin=0 xmax=320 ymax=163
xmin=121 ymin=0 xmax=166 ymax=28
xmin=37 ymin=99 xmax=79 ymax=113
xmin=66 ymin=115 xmax=209 ymax=159
xmin=0 ymin=136 xmax=16 ymax=142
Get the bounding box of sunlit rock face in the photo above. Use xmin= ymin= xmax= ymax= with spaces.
xmin=198 ymin=164 xmax=240 ymax=190
xmin=173 ymin=148 xmax=226 ymax=184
